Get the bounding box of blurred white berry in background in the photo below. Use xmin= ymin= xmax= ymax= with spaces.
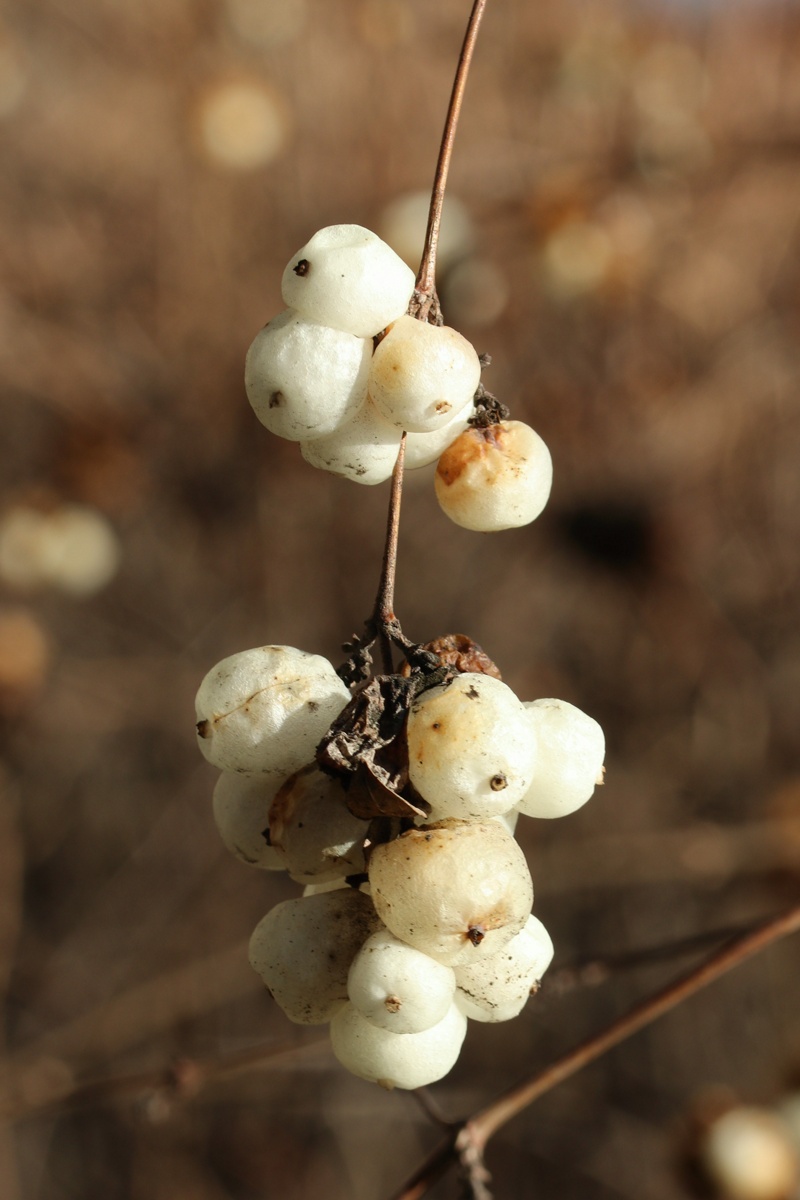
xmin=378 ymin=191 xmax=474 ymax=273
xmin=0 ymin=503 xmax=120 ymax=596
xmin=700 ymin=1106 xmax=799 ymax=1200
xmin=0 ymin=609 xmax=50 ymax=708
xmin=196 ymin=78 xmax=289 ymax=170
xmin=443 ymin=256 xmax=509 ymax=328
xmin=225 ymin=0 xmax=307 ymax=49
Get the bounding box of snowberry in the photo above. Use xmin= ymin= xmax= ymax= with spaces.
xmin=245 ymin=309 xmax=371 ymax=441
xmin=519 ymin=699 xmax=605 ymax=819
xmin=300 ymin=398 xmax=402 ymax=485
xmin=404 ymin=400 xmax=473 ymax=470
xmin=455 ymin=913 xmax=554 ymax=1023
xmin=249 ymin=889 xmax=380 ymax=1024
xmin=212 ymin=772 xmax=286 ymax=869
xmin=378 ymin=190 xmax=474 ymax=273
xmin=330 ymin=1000 xmax=467 ymax=1090
xmin=268 ymin=764 xmax=368 ymax=883
xmin=406 ymin=673 xmax=537 ymax=821
xmin=435 ymin=420 xmax=553 ymax=532
xmin=368 ymin=820 xmax=533 ymax=967
xmin=369 ymin=315 xmax=482 ymax=433
xmin=347 ymin=929 xmax=456 ymax=1034
xmin=701 ymin=1107 xmax=799 ymax=1200
xmin=195 ymin=645 xmax=350 ymax=776
xmin=281 ymin=225 xmax=415 ymax=338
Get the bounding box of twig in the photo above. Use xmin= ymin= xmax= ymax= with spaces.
xmin=366 ymin=1 xmax=491 ymax=672
xmin=413 ymin=0 xmax=490 ymax=318
xmin=0 ymin=1035 xmax=330 ymax=1124
xmin=389 ymin=902 xmax=800 ymax=1200
xmin=372 ymin=433 xmax=407 ymax=673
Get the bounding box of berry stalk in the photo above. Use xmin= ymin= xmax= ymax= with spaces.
xmin=373 ymin=0 xmax=490 ymax=666
xmin=413 ymin=0 xmax=490 ymax=323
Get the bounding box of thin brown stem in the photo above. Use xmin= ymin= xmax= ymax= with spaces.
xmin=372 ymin=433 xmax=407 ymax=672
xmin=389 ymin=902 xmax=800 ymax=1200
xmin=413 ymin=0 xmax=489 ymax=317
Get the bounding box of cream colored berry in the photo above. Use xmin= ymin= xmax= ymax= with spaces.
xmin=369 ymin=315 xmax=481 ymax=433
xmin=435 ymin=420 xmax=552 ymax=532
xmin=368 ymin=820 xmax=533 ymax=967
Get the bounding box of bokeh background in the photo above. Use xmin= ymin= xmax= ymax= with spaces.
xmin=2 ymin=0 xmax=800 ymax=1196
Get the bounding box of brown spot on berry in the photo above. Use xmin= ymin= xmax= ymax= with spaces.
xmin=269 ymin=391 xmax=284 ymax=408
xmin=293 ymin=259 xmax=310 ymax=276
xmin=196 ymin=720 xmax=210 ymax=739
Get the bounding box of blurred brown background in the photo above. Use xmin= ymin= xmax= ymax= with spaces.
xmin=1 ymin=0 xmax=800 ymax=1196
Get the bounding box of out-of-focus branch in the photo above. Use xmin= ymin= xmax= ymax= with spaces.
xmin=0 ymin=1034 xmax=329 ymax=1125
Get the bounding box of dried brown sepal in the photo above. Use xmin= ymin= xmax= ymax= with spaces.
xmin=469 ymin=381 xmax=510 ymax=429
xmin=337 ymin=630 xmax=374 ymax=689
xmin=350 ymin=759 xmax=429 ymax=822
xmin=317 ymin=662 xmax=447 ymax=820
xmin=317 ymin=673 xmax=414 ymax=780
xmin=400 ymin=633 xmax=502 ymax=681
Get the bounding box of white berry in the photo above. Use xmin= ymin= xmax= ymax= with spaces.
xmin=269 ymin=764 xmax=368 ymax=883
xmin=369 ymin=315 xmax=481 ymax=433
xmin=455 ymin=913 xmax=554 ymax=1023
xmin=330 ymin=1000 xmax=467 ymax=1090
xmin=519 ymin=699 xmax=605 ymax=819
xmin=245 ymin=309 xmax=371 ymax=441
xmin=281 ymin=225 xmax=415 ymax=338
xmin=407 ymin=673 xmax=537 ymax=821
xmin=300 ymin=399 xmax=402 ymax=485
xmin=249 ymin=889 xmax=380 ymax=1024
xmin=435 ymin=420 xmax=553 ymax=532
xmin=212 ymin=771 xmax=286 ymax=869
xmin=368 ymin=820 xmax=533 ymax=967
xmin=347 ymin=930 xmax=456 ymax=1034
xmin=195 ymin=645 xmax=350 ymax=776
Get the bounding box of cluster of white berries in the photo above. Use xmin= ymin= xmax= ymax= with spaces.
xmin=244 ymin=224 xmax=553 ymax=532
xmin=195 ymin=644 xmax=605 ymax=1089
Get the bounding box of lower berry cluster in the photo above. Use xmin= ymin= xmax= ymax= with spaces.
xmin=195 ymin=641 xmax=604 ymax=1089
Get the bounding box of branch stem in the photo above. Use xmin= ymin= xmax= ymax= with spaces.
xmin=372 ymin=433 xmax=407 ymax=672
xmin=414 ymin=0 xmax=489 ymax=313
xmin=389 ymin=902 xmax=800 ymax=1200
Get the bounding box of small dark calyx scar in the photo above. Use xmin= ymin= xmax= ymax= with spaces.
xmin=490 ymin=773 xmax=507 ymax=791
xmin=467 ymin=924 xmax=486 ymax=946
xmin=465 ymin=685 xmax=479 ymax=699
xmin=196 ymin=720 xmax=210 ymax=739
xmin=269 ymin=390 xmax=284 ymax=408
xmin=293 ymin=259 xmax=310 ymax=276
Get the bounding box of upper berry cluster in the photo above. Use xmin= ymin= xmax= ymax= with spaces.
xmin=244 ymin=223 xmax=553 ymax=531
